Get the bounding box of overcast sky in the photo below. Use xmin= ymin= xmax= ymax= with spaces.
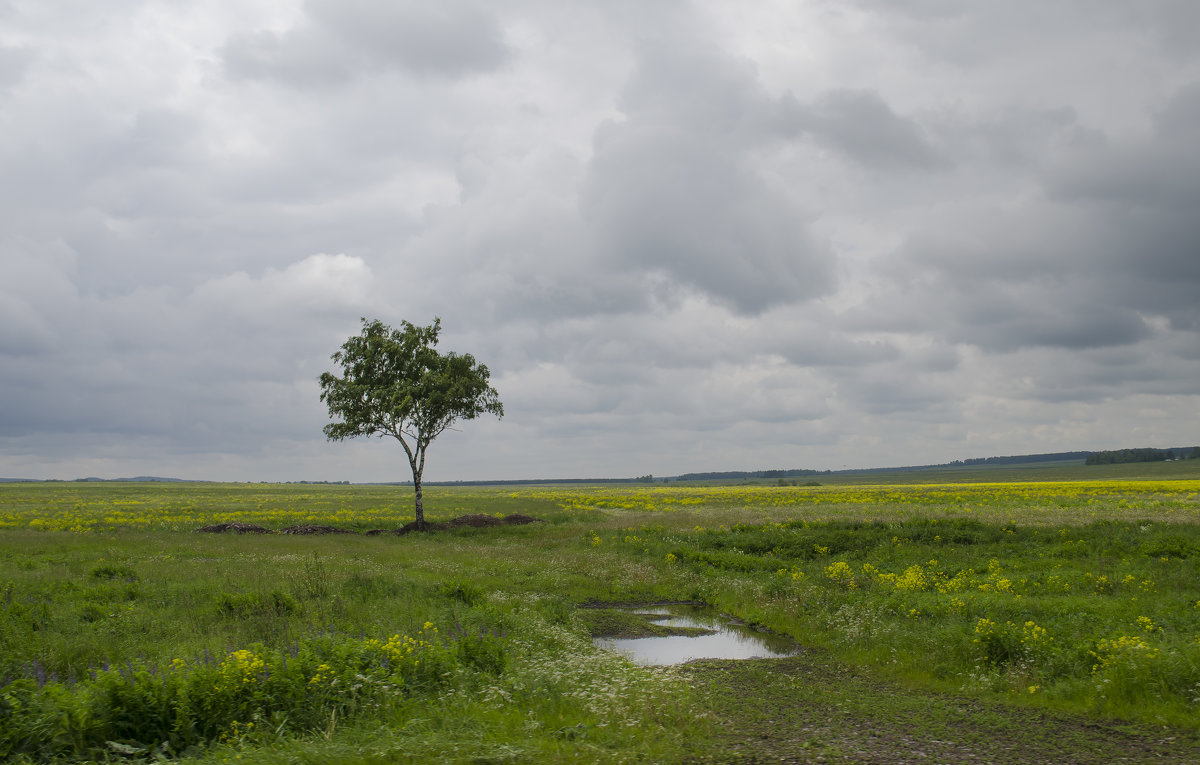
xmin=2 ymin=1 xmax=1198 ymax=482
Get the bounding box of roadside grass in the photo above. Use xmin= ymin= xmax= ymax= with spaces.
xmin=3 ymin=473 xmax=1200 ymax=761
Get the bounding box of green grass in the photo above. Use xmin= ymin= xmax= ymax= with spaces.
xmin=0 ymin=481 xmax=570 ymax=533
xmin=0 ymin=526 xmax=697 ymax=762
xmin=3 ymin=472 xmax=1200 ymax=761
xmin=646 ymin=516 xmax=1200 ymax=724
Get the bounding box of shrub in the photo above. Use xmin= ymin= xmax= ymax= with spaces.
xmin=215 ymin=590 xmax=298 ymax=619
xmin=440 ymin=578 xmax=484 ymax=607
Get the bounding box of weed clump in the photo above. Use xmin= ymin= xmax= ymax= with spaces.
xmin=0 ymin=624 xmax=468 ymax=761
xmin=89 ymin=564 xmax=138 ymax=582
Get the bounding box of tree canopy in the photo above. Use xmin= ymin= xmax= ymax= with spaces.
xmin=318 ymin=318 xmax=503 ymax=526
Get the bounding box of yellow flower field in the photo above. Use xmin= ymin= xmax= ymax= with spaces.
xmin=2 ymin=479 xmax=1198 ymax=531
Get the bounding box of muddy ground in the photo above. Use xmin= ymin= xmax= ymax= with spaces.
xmin=584 ymin=605 xmax=1200 ymax=762
xmin=680 ymin=652 xmax=1200 ymax=764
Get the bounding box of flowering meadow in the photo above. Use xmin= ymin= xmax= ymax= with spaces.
xmin=0 ymin=482 xmax=541 ymax=533
xmin=3 ymin=477 xmax=1198 ymax=532
xmin=573 ymin=477 xmax=1200 ymax=727
xmin=2 ymin=471 xmax=1200 ymax=761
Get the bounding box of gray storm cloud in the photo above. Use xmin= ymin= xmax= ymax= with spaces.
xmin=1 ymin=0 xmax=1197 ymax=481
xmin=222 ymin=0 xmax=510 ymax=85
xmin=581 ymin=41 xmax=835 ymax=314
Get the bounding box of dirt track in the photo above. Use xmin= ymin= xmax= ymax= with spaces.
xmin=681 ymin=654 xmax=1200 ymax=764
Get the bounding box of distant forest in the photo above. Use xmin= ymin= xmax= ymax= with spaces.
xmin=949 ymin=451 xmax=1093 ymax=467
xmin=1086 ymin=447 xmax=1200 ymax=465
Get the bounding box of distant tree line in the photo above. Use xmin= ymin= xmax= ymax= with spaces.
xmin=952 ymin=451 xmax=1093 ymax=467
xmin=1086 ymin=447 xmax=1200 ymax=465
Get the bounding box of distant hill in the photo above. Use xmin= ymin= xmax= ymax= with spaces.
xmin=672 ymin=452 xmax=1095 ymax=481
xmin=78 ymin=476 xmax=190 ymax=482
xmin=667 ymin=448 xmax=1200 ymax=482
xmin=2 ymin=446 xmax=1195 ymax=486
xmin=0 ymin=476 xmax=191 ymax=483
xmin=673 ymin=468 xmax=826 ymax=482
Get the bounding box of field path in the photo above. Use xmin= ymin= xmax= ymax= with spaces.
xmin=680 ymin=653 xmax=1200 ymax=764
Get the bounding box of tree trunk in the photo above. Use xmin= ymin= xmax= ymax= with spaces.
xmin=413 ymin=474 xmax=425 ymax=529
xmin=404 ymin=441 xmax=427 ymax=530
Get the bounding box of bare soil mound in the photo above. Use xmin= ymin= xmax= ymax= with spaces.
xmin=195 ymin=522 xmax=273 ymax=534
xmin=500 ymin=513 xmax=541 ymax=525
xmin=279 ymin=524 xmax=356 ymax=535
xmin=387 ymin=513 xmax=544 ymax=536
xmin=196 ymin=514 xmax=542 ymax=536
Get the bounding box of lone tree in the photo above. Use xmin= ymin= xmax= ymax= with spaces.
xmin=319 ymin=318 xmax=503 ymax=528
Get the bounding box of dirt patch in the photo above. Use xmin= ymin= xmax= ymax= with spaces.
xmin=198 ymin=514 xmax=543 ymax=536
xmin=500 ymin=513 xmax=541 ymax=525
xmin=680 ymin=653 xmax=1200 ymax=764
xmin=387 ymin=513 xmax=544 ymax=536
xmin=278 ymin=524 xmax=356 ymax=535
xmin=195 ymin=522 xmax=273 ymax=534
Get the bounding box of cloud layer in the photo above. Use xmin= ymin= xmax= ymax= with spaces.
xmin=2 ymin=0 xmax=1198 ymax=481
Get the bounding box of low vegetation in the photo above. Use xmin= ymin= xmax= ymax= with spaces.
xmin=2 ymin=465 xmax=1200 ymax=761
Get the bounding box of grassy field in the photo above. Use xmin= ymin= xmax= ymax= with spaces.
xmin=3 ymin=462 xmax=1200 ymax=762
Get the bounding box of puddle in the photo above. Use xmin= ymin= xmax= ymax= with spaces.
xmin=594 ymin=606 xmax=796 ymax=666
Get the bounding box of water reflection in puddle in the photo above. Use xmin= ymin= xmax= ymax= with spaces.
xmin=594 ymin=607 xmax=796 ymax=666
